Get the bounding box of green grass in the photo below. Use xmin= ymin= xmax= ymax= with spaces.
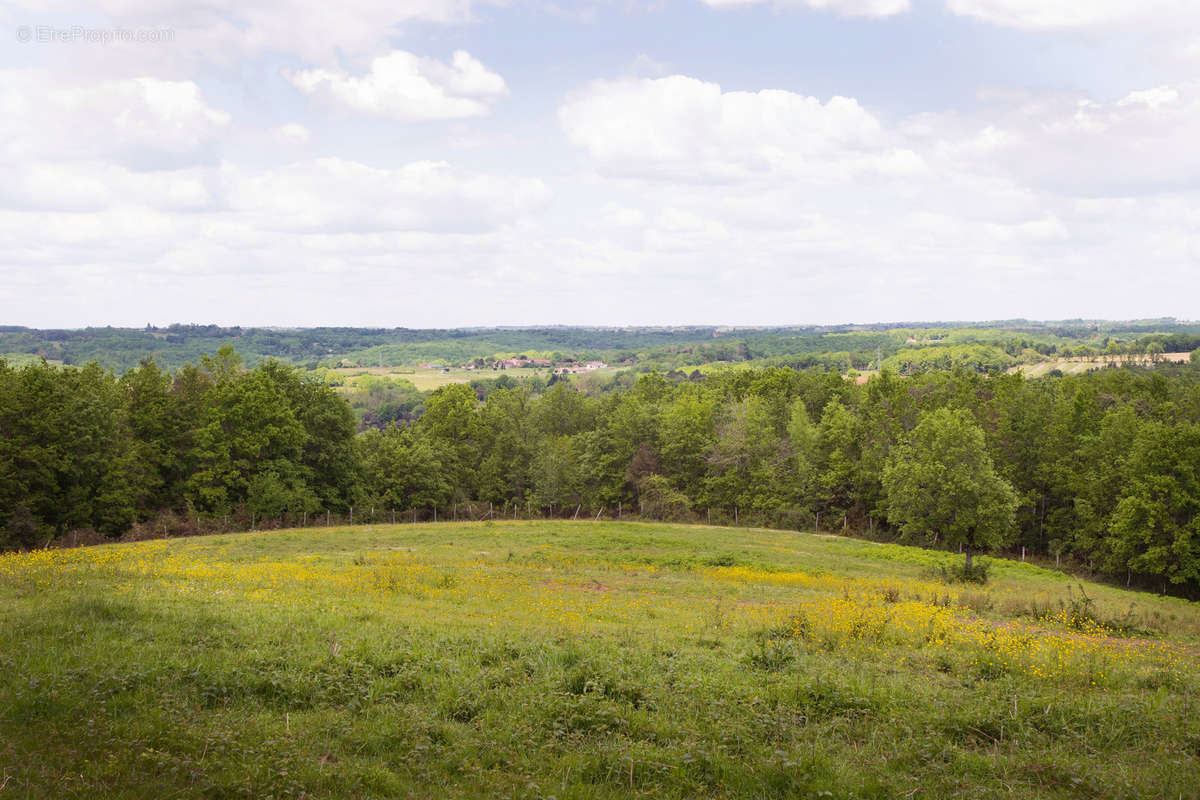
xmin=2 ymin=521 xmax=1197 ymax=798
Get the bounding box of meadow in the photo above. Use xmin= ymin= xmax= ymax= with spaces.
xmin=333 ymin=367 xmax=483 ymax=392
xmin=2 ymin=521 xmax=1197 ymax=798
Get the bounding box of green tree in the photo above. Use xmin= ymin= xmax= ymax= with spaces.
xmin=357 ymin=425 xmax=452 ymax=511
xmin=529 ymin=434 xmax=581 ymax=511
xmin=658 ymin=391 xmax=717 ymax=496
xmin=704 ymin=397 xmax=786 ymax=514
xmin=476 ymin=387 xmax=535 ymax=502
xmin=815 ymin=399 xmax=864 ymax=518
xmin=0 ymin=360 xmax=136 ymax=537
xmin=187 ymin=367 xmax=308 ymax=513
xmin=121 ymin=358 xmax=182 ymax=515
xmin=1108 ymin=421 xmax=1200 ymax=589
xmin=883 ymin=408 xmax=1018 ymax=571
xmin=419 ymin=383 xmax=481 ymax=498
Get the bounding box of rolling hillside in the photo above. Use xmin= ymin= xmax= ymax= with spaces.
xmin=2 ymin=521 xmax=1197 ymax=798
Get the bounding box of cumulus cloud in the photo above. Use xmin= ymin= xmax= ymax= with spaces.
xmin=0 ymin=153 xmax=555 ymax=326
xmin=559 ymin=75 xmax=921 ymax=182
xmin=914 ymin=81 xmax=1200 ymax=196
xmin=547 ymin=69 xmax=1200 ymax=324
xmin=561 ymin=72 xmax=1200 ymax=199
xmin=0 ymin=71 xmax=230 ymax=168
xmin=701 ymin=0 xmax=910 ymax=19
xmin=287 ymin=50 xmax=508 ymax=121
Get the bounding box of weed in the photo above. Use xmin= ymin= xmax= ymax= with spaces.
xmin=957 ymin=590 xmax=993 ymax=614
xmin=745 ymin=638 xmax=797 ymax=672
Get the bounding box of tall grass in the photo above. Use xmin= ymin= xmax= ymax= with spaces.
xmin=1 ymin=521 xmax=1197 ymax=798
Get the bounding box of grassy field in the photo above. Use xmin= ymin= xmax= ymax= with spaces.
xmin=332 ymin=367 xmax=484 ymax=391
xmin=2 ymin=521 xmax=1198 ymax=799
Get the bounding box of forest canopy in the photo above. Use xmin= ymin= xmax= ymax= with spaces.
xmin=3 ymin=345 xmax=1200 ymax=596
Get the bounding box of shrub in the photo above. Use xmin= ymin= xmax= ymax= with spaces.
xmin=1 ymin=504 xmax=40 ymax=550
xmin=931 ymin=558 xmax=991 ymax=584
xmin=638 ymin=475 xmax=694 ymax=522
xmin=957 ymin=590 xmax=994 ymax=614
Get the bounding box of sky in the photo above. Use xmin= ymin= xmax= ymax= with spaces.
xmin=1 ymin=0 xmax=1198 ymax=328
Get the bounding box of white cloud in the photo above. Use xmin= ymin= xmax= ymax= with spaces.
xmin=545 ymin=70 xmax=1200 ymax=324
xmin=3 ymin=0 xmax=1199 ymax=328
xmin=0 ymin=162 xmax=219 ymax=212
xmin=0 ymin=71 xmax=230 ymax=168
xmin=701 ymin=0 xmax=910 ymax=19
xmin=287 ymin=50 xmax=508 ymax=121
xmin=562 ymin=73 xmax=1200 ymax=199
xmin=276 ymin=123 xmax=311 ymax=144
xmin=559 ymin=75 xmax=921 ymax=182
xmin=0 ymin=154 xmax=549 ymax=236
xmin=227 ymin=158 xmax=549 ymax=233
xmin=945 ymin=0 xmax=1190 ymax=30
xmin=922 ymin=82 xmax=1200 ymax=196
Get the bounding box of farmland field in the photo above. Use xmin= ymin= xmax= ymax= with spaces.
xmin=2 ymin=521 xmax=1198 ymax=798
xmin=332 ymin=367 xmax=484 ymax=392
xmin=1010 ymin=353 xmax=1193 ymax=378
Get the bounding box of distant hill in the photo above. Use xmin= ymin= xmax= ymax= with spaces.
xmin=1 ymin=320 xmax=1198 ymax=374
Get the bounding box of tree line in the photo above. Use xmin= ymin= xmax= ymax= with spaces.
xmin=2 ymin=349 xmax=1198 ymax=595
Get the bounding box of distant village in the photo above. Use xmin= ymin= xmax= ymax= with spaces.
xmin=416 ymin=355 xmax=608 ymax=375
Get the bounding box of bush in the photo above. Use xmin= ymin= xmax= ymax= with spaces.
xmin=638 ymin=475 xmax=694 ymax=522
xmin=957 ymin=590 xmax=994 ymax=613
xmin=931 ymin=558 xmax=991 ymax=584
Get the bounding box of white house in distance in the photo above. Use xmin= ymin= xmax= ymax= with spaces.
xmin=553 ymin=360 xmax=607 ymax=375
